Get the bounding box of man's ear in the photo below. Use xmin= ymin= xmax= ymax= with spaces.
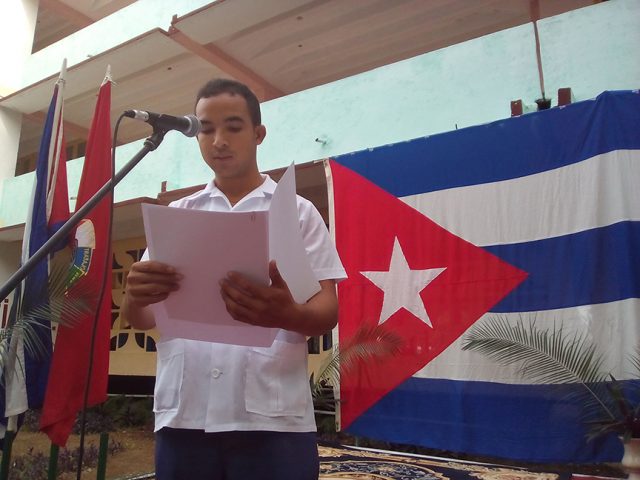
xmin=255 ymin=124 xmax=267 ymax=145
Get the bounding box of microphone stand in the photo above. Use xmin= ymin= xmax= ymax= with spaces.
xmin=0 ymin=128 xmax=167 ymax=302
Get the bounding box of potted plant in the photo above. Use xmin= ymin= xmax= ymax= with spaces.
xmin=461 ymin=316 xmax=640 ymax=474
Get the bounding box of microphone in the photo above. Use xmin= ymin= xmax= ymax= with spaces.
xmin=124 ymin=109 xmax=201 ymax=137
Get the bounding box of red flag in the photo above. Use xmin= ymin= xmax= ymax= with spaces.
xmin=329 ymin=161 xmax=527 ymax=429
xmin=40 ymin=80 xmax=113 ymax=446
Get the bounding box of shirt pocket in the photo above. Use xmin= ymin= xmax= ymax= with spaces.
xmin=153 ymin=339 xmax=185 ymax=413
xmin=245 ymin=341 xmax=309 ymax=417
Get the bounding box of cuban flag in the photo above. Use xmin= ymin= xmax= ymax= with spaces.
xmin=327 ymin=90 xmax=640 ymax=463
xmin=0 ymin=61 xmax=70 ymax=439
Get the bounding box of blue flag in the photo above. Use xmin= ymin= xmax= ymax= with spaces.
xmin=1 ymin=67 xmax=69 ymax=439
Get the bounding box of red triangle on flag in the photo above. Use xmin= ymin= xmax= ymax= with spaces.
xmin=330 ymin=160 xmax=528 ymax=429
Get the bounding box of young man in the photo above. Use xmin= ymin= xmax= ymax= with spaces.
xmin=121 ymin=79 xmax=346 ymax=480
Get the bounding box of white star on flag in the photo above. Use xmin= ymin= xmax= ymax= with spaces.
xmin=361 ymin=237 xmax=446 ymax=327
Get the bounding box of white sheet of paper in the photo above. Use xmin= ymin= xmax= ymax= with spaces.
xmin=269 ymin=163 xmax=321 ymax=303
xmin=141 ymin=165 xmax=320 ymax=347
xmin=141 ymin=204 xmax=277 ymax=347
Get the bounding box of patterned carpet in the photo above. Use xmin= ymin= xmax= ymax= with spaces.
xmin=318 ymin=443 xmax=566 ymax=480
xmin=117 ymin=444 xmax=620 ymax=480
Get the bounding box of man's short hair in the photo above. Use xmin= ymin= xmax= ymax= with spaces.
xmin=195 ymin=79 xmax=261 ymax=126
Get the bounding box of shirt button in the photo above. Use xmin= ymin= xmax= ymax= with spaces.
xmin=211 ymin=368 xmax=222 ymax=379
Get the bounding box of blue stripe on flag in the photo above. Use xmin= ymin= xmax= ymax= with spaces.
xmin=348 ymin=377 xmax=627 ymax=463
xmin=21 ymin=88 xmax=58 ymax=409
xmin=486 ymin=221 xmax=640 ymax=312
xmin=334 ymin=90 xmax=640 ymax=197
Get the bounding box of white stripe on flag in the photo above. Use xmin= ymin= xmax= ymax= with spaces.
xmin=401 ymin=149 xmax=640 ymax=246
xmin=416 ymin=297 xmax=640 ymax=383
xmin=46 ymin=87 xmax=64 ymax=220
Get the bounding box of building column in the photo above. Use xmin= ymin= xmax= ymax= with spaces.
xmin=0 ymin=0 xmax=37 ymax=289
xmin=0 ymin=0 xmax=39 ymax=197
xmin=0 ymin=108 xmax=23 ymax=187
xmin=0 ymin=0 xmax=39 ymax=97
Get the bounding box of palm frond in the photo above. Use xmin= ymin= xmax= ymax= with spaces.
xmin=0 ymin=248 xmax=97 ymax=375
xmin=631 ymin=347 xmax=640 ymax=377
xmin=312 ymin=323 xmax=404 ymax=400
xmin=462 ymin=316 xmax=609 ymax=384
xmin=462 ymin=315 xmax=640 ymax=439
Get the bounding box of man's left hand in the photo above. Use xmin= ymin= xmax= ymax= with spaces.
xmin=220 ymin=260 xmax=301 ymax=329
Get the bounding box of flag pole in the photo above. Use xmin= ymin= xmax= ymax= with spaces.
xmin=0 ymin=429 xmax=15 ymax=480
xmin=102 ymin=64 xmax=112 ymax=86
xmin=45 ymin=59 xmax=67 ymax=222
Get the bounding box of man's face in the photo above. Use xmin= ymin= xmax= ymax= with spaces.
xmin=195 ymin=93 xmax=266 ymax=181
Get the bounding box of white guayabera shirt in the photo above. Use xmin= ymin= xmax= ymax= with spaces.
xmin=144 ymin=175 xmax=346 ymax=433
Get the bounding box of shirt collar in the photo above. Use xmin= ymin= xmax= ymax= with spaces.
xmin=200 ymin=174 xmax=277 ymax=201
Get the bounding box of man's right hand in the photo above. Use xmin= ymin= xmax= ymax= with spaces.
xmin=124 ymin=260 xmax=182 ymax=308
xmin=121 ymin=261 xmax=182 ymax=330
